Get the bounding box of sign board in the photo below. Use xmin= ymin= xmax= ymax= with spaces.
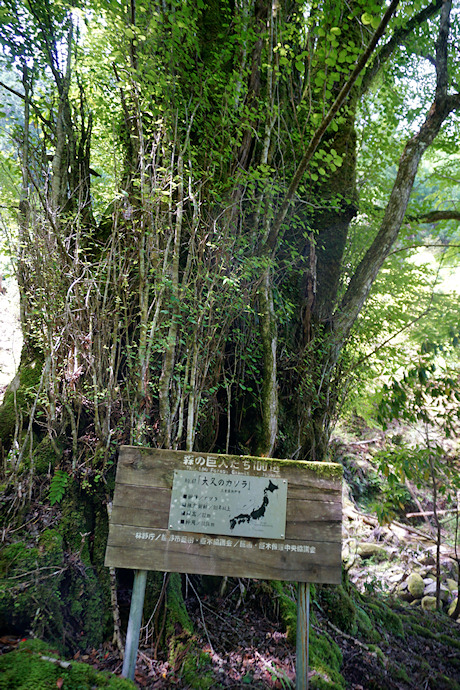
xmin=105 ymin=446 xmax=342 ymax=584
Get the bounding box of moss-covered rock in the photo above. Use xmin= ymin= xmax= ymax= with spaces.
xmin=407 ymin=573 xmax=425 ymax=599
xmin=421 ymin=595 xmax=438 ymax=611
xmin=356 ymin=543 xmax=388 ymax=561
xmin=448 ymin=598 xmax=458 ymax=617
xmin=0 ymin=638 xmax=135 ymax=689
xmin=0 ymin=356 xmax=43 ymax=453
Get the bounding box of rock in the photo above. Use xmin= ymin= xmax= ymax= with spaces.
xmin=423 ymin=581 xmax=450 ymax=602
xmin=418 ymin=554 xmax=436 ymax=566
xmin=407 ymin=573 xmax=425 ymax=599
xmin=421 ymin=596 xmax=437 ymax=611
xmin=356 ymin=543 xmax=388 ymax=560
xmin=397 ymin=580 xmax=413 ymax=601
xmin=448 ymin=598 xmax=459 ymax=617
xmin=446 ymin=578 xmax=458 ymax=594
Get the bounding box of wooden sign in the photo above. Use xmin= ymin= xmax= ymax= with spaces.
xmin=105 ymin=446 xmax=342 ymax=584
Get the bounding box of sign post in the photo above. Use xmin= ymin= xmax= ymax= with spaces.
xmin=106 ymin=446 xmax=342 ymax=683
xmin=296 ymin=581 xmax=310 ymax=690
xmin=122 ymin=569 xmax=147 ymax=680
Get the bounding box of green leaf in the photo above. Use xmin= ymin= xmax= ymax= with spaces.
xmin=49 ymin=470 xmax=69 ymax=506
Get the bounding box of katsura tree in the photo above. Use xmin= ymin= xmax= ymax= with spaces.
xmin=1 ymin=0 xmax=460 ymax=654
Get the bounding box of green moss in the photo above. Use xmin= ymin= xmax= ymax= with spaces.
xmin=367 ymin=644 xmax=385 ymax=663
xmin=365 ymin=600 xmax=404 ymax=639
xmin=430 ymin=673 xmax=460 ymax=690
xmin=38 ymin=529 xmax=63 ymax=556
xmin=0 ymin=480 xmax=107 ymax=653
xmin=320 ymin=585 xmax=356 ymax=634
xmin=354 ymin=607 xmax=381 ymax=643
xmin=0 ymin=357 xmax=43 ymax=452
xmin=33 ymin=436 xmax=63 ymax=475
xmin=438 ymin=634 xmax=460 ymax=650
xmin=388 ymin=661 xmax=410 ymax=683
xmin=309 ymin=629 xmax=344 ymax=689
xmin=238 ymin=456 xmax=343 ymax=479
xmin=271 ymin=582 xmax=344 ymax=688
xmin=135 ymin=446 xmax=343 ymax=478
xmin=0 ymin=639 xmax=135 ymax=689
xmin=271 ymin=580 xmax=297 ymax=644
xmin=0 ymin=539 xmax=65 ymax=640
xmin=181 ymin=651 xmax=214 ymax=689
xmin=410 ymin=622 xmax=436 ymax=639
xmin=166 ymin=573 xmax=193 ymax=637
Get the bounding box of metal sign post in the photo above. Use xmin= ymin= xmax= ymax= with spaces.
xmin=122 ymin=569 xmax=148 ymax=681
xmin=296 ymin=581 xmax=310 ymax=690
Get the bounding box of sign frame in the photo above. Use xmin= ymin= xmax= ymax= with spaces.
xmin=105 ymin=446 xmax=342 ymax=584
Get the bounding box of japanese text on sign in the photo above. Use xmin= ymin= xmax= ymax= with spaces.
xmin=168 ymin=470 xmax=288 ymax=539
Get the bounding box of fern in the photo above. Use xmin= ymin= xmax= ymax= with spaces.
xmin=49 ymin=470 xmax=69 ymax=505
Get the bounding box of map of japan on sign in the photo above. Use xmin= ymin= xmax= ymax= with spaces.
xmin=169 ymin=469 xmax=288 ymax=539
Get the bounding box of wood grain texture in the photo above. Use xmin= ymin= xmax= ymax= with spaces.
xmin=106 ymin=446 xmax=342 ymax=584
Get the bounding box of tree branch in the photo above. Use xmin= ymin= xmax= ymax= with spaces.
xmin=334 ymin=0 xmax=459 ymax=345
xmin=419 ymin=210 xmax=460 ymax=223
xmin=263 ymin=0 xmax=400 ymax=254
xmin=0 ymin=79 xmax=54 ymax=130
xmin=360 ymin=0 xmax=443 ymax=94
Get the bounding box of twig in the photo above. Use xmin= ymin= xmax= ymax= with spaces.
xmin=40 ymin=656 xmax=71 ymax=669
xmin=5 ymin=566 xmax=65 ymax=581
xmin=349 ymin=438 xmax=380 ymax=445
xmin=186 ymin=575 xmax=214 ymax=653
xmin=406 ymin=508 xmax=458 ymax=518
xmin=319 ymin=621 xmax=378 ymax=656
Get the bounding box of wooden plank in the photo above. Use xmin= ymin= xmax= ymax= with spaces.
xmin=105 ymin=525 xmax=341 ymax=583
xmin=115 ymin=446 xmax=342 ymax=493
xmin=112 ymin=484 xmax=342 ymax=520
xmin=110 ymin=486 xmax=341 ymax=542
xmin=110 ymin=503 xmax=341 ymax=543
